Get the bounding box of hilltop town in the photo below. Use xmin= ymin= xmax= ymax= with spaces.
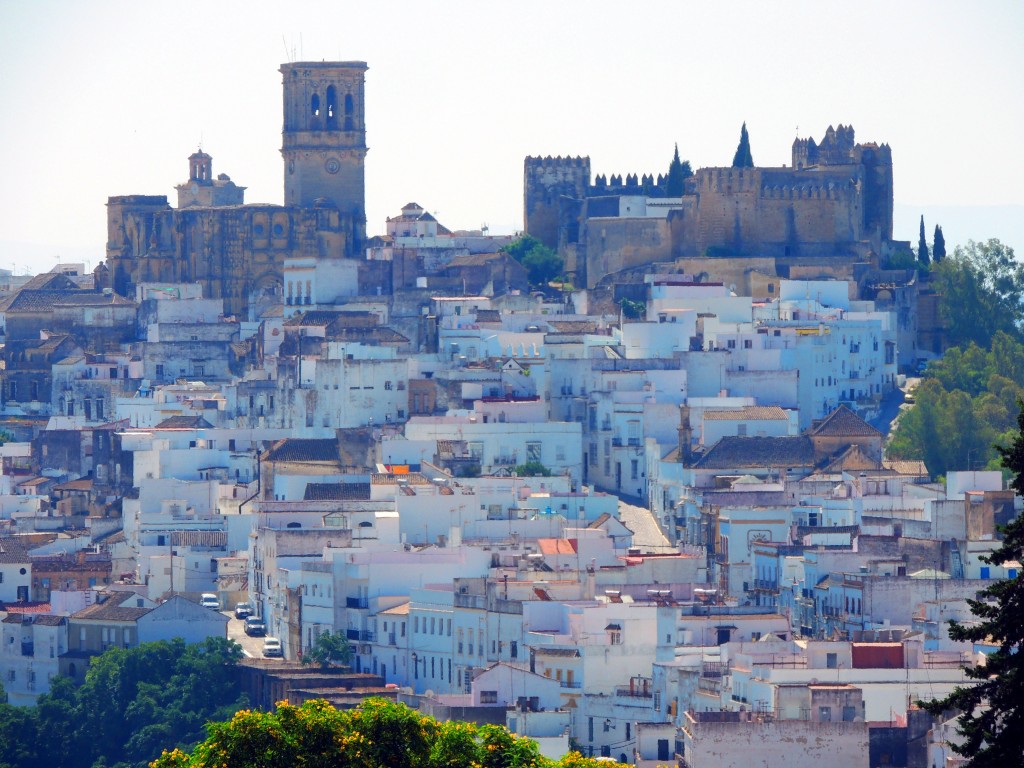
xmin=0 ymin=61 xmax=1010 ymax=768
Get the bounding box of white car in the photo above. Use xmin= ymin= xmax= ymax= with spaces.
xmin=263 ymin=637 xmax=283 ymax=658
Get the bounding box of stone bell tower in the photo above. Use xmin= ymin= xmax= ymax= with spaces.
xmin=280 ymin=61 xmax=368 ymax=253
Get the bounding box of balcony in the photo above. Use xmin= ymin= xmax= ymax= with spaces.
xmin=345 ymin=629 xmax=375 ymax=642
xmin=346 ymin=596 xmax=369 ymax=609
xmin=560 ymin=680 xmax=582 ymax=689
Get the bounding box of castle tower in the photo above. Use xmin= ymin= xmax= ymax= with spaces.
xmin=281 ymin=61 xmax=367 ymax=253
xmin=523 ymin=156 xmax=590 ymax=250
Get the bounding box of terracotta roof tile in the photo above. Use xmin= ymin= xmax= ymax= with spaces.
xmin=811 ymin=405 xmax=881 ymax=437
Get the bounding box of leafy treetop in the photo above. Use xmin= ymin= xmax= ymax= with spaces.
xmin=0 ymin=637 xmax=246 ymax=768
xmin=152 ymin=697 xmax=624 ymax=768
xmin=934 ymin=239 xmax=1024 ymax=349
xmin=301 ymin=629 xmax=352 ymax=668
xmin=502 ymin=235 xmax=565 ymax=288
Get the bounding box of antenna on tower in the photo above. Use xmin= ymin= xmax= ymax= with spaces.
xmin=282 ymin=36 xmax=292 ymax=63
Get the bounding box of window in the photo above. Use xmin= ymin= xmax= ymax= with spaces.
xmin=480 ymin=690 xmax=498 ymax=704
xmin=727 ymin=339 xmax=736 ymax=349
xmin=526 ymin=442 xmax=542 ymax=463
xmin=743 ymin=339 xmax=752 ymax=349
xmin=384 ymin=381 xmax=393 ymax=390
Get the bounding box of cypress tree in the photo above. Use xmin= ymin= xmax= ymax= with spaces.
xmin=732 ymin=122 xmax=754 ymax=168
xmin=918 ymin=215 xmax=931 ymax=266
xmin=934 ymin=224 xmax=946 ymax=261
xmin=666 ymin=144 xmax=685 ymax=196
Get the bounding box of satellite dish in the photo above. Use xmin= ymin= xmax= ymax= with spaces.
xmin=402 ymin=686 xmax=413 ymax=694
xmin=424 ymin=689 xmax=435 ymax=698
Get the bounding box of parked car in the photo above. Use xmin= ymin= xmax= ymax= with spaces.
xmin=244 ymin=616 xmax=266 ymax=637
xmin=262 ymin=637 xmax=283 ymax=658
xmin=200 ymin=593 xmax=220 ymax=610
xmin=234 ymin=601 xmax=253 ymax=619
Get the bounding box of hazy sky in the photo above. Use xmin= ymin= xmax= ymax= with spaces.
xmin=1 ymin=1 xmax=1022 ymax=273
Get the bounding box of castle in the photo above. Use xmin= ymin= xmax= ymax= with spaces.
xmin=104 ymin=62 xmax=368 ymax=319
xmin=524 ymin=124 xmax=899 ymax=288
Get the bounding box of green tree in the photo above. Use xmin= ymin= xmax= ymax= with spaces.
xmin=934 ymin=224 xmax=946 ymax=261
xmin=887 ymin=332 xmax=1024 ymax=477
xmin=513 ymin=461 xmax=551 ymax=477
xmin=665 ymin=143 xmax=692 ymax=196
xmin=619 ymin=298 xmax=646 ymax=319
xmin=0 ymin=637 xmax=246 ymax=768
xmin=918 ymin=215 xmax=930 ymax=266
xmin=920 ymin=404 xmax=1024 ymax=766
xmin=502 ymin=236 xmax=564 ymax=288
xmin=152 ymin=697 xmax=617 ymax=768
xmin=934 ymin=239 xmax=1024 ymax=348
xmin=731 ymin=122 xmax=754 ymax=168
xmin=301 ymin=630 xmax=352 ymax=668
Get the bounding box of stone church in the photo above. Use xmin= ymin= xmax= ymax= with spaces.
xmin=104 ymin=62 xmax=368 ymax=319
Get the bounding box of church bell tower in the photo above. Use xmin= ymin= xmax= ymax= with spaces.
xmin=280 ymin=61 xmax=368 ymax=252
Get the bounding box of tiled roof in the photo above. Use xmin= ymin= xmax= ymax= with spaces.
xmin=1 ymin=613 xmax=64 ymax=625
xmin=0 ymin=536 xmax=56 ymax=564
xmin=538 ymin=538 xmax=578 ymax=555
xmin=265 ymin=438 xmax=339 ymax=463
xmin=0 ymin=290 xmax=134 ymax=313
xmin=71 ymin=600 xmax=151 ymax=622
xmin=811 ymin=405 xmax=882 ymax=437
xmin=304 ymin=482 xmax=372 ymax=501
xmin=548 ymin=320 xmax=599 ymax=334
xmin=693 ymin=436 xmax=815 ymax=469
xmin=703 ymin=406 xmax=789 ymax=421
xmin=155 ymin=415 xmax=215 ymax=429
xmin=882 ymin=459 xmax=929 ymax=476
xmin=0 ymin=602 xmax=52 ymax=615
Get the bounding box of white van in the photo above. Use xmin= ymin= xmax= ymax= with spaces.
xmin=200 ymin=593 xmax=220 ymax=610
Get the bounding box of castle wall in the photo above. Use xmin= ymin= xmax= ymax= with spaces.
xmin=580 ymin=216 xmax=672 ymax=289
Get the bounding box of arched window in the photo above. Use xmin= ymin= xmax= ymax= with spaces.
xmin=311 ymin=93 xmax=320 ymax=117
xmin=344 ymin=93 xmax=354 ymax=131
xmin=326 ymin=85 xmax=337 ymax=128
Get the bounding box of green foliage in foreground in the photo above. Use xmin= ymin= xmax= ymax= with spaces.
xmin=153 ymin=697 xmax=620 ymax=768
xmin=919 ymin=405 xmax=1024 ymax=767
xmin=0 ymin=637 xmax=245 ymax=768
xmin=888 ymin=332 xmax=1024 ymax=478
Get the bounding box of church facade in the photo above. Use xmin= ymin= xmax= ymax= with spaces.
xmin=104 ymin=62 xmax=368 ymax=319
